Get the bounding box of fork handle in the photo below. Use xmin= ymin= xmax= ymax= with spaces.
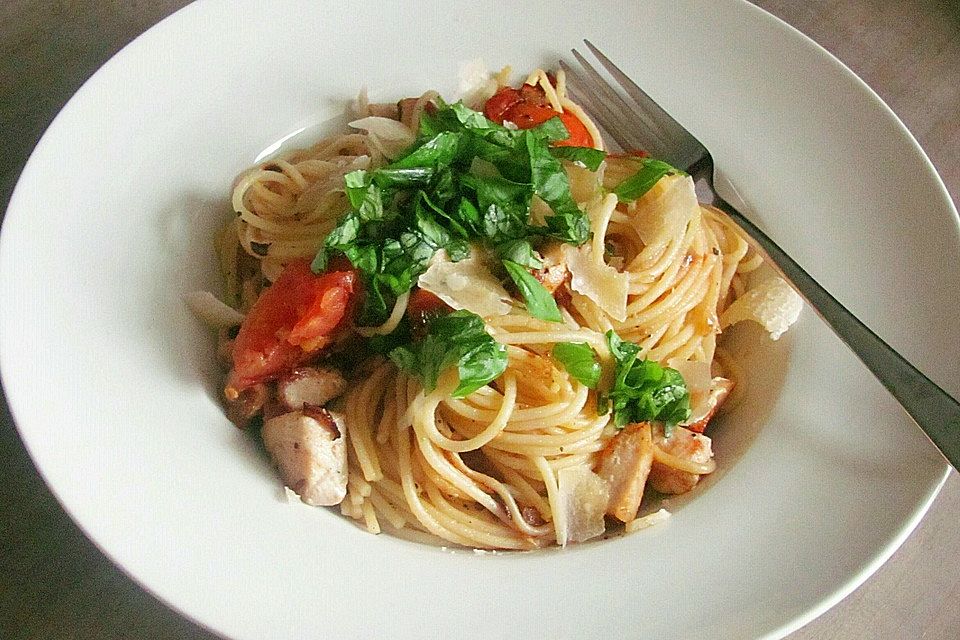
xmin=713 ymin=196 xmax=960 ymax=470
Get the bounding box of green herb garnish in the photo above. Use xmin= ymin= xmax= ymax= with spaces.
xmin=549 ymin=146 xmax=607 ymax=171
xmin=612 ymin=158 xmax=684 ymax=202
xmin=551 ymin=342 xmax=601 ymax=388
xmin=603 ymin=330 xmax=690 ymax=431
xmin=502 ymin=259 xmax=562 ymax=323
xmin=389 ymin=310 xmax=507 ymax=397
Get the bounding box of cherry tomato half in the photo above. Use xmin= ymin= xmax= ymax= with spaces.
xmin=485 ymin=84 xmax=594 ymax=148
xmin=405 ymin=288 xmax=452 ymax=338
xmin=228 ymin=261 xmax=356 ymax=392
xmin=483 ymin=87 xmax=524 ymax=123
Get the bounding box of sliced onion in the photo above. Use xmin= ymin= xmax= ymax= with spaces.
xmin=184 ymin=291 xmax=245 ymax=328
xmin=348 ymin=116 xmax=415 ymax=160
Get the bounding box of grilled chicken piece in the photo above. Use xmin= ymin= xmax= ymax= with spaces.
xmin=261 ymin=409 xmax=348 ymax=506
xmin=276 ymin=366 xmax=347 ymax=412
xmin=648 ymin=425 xmax=714 ymax=495
xmin=223 ymin=381 xmax=267 ymax=428
xmin=398 ymin=97 xmax=421 ymax=130
xmin=596 ymin=422 xmax=654 ymax=522
xmin=531 ymin=242 xmax=570 ymax=296
xmin=367 ymin=101 xmax=400 ymax=119
xmin=647 ymin=463 xmax=699 ymax=495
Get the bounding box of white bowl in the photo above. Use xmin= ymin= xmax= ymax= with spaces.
xmin=1 ymin=1 xmax=957 ymax=638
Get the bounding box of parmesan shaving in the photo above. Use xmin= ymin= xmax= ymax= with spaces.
xmin=563 ymin=243 xmax=629 ymax=322
xmin=720 ymin=275 xmax=802 ymax=339
xmin=630 ymin=174 xmax=699 ymax=247
xmin=417 ymin=249 xmax=513 ymax=318
xmin=556 ymin=466 xmax=610 ymax=546
xmin=458 ymin=58 xmax=499 ymax=108
xmin=624 ymin=508 xmax=671 ymax=533
xmin=668 ymin=359 xmax=712 ymax=396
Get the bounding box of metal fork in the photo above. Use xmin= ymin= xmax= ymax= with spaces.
xmin=562 ymin=40 xmax=960 ymax=471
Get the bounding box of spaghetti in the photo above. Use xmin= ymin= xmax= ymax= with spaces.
xmin=206 ymin=66 xmax=799 ymax=549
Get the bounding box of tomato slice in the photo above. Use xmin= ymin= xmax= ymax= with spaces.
xmin=228 ymin=261 xmax=356 ymax=392
xmin=484 ymin=84 xmax=594 ymax=148
xmin=554 ymin=111 xmax=593 ymax=148
xmin=484 ymin=87 xmax=524 ymax=122
xmin=502 ymin=101 xmax=558 ymax=129
xmin=288 ymin=271 xmax=355 ymax=348
xmin=406 ymin=288 xmax=452 ymax=338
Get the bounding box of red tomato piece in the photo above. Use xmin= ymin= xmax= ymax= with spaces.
xmin=501 ymin=101 xmax=559 ymax=129
xmin=519 ymin=82 xmax=550 ymax=107
xmin=228 ymin=261 xmax=356 ymax=392
xmin=484 ymin=86 xmax=524 ymax=122
xmin=288 ymin=271 xmax=355 ymax=348
xmin=554 ymin=111 xmax=593 ymax=148
xmin=484 ymin=83 xmax=594 ymax=148
xmin=406 ymin=288 xmax=452 ymax=338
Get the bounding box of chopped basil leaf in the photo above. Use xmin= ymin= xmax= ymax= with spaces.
xmin=550 ymin=146 xmax=607 ymax=171
xmin=542 ymin=203 xmax=592 ymax=245
xmin=524 ymin=131 xmax=591 ymax=245
xmin=551 ymin=342 xmax=601 ymax=388
xmin=390 ymin=131 xmax=462 ymax=169
xmin=310 ymin=251 xmax=327 ymax=273
xmin=503 ymin=259 xmax=562 ymax=323
xmin=389 ymin=310 xmax=507 ymax=397
xmin=604 ymin=330 xmax=691 ymax=430
xmin=495 ymin=238 xmax=542 ymax=269
xmin=343 ymin=170 xmax=370 ymax=208
xmin=529 ymin=116 xmax=570 ymax=143
xmin=612 ymin=158 xmax=684 ymax=202
xmin=371 ymin=166 xmax=436 ymax=189
xmin=325 ymin=211 xmax=362 ymax=247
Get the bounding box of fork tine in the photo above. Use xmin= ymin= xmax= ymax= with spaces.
xmin=565 ymin=50 xmax=674 ymax=160
xmin=568 ymin=49 xmax=671 ymax=154
xmin=582 ymin=39 xmax=706 ymax=167
xmin=559 ymin=60 xmax=648 ymax=152
xmin=567 ymin=55 xmax=670 ymax=156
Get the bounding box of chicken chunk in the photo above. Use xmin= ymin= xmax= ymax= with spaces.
xmin=648 ymin=461 xmax=699 ymax=495
xmin=398 ymin=97 xmax=422 ymax=131
xmin=367 ymin=101 xmax=400 ymax=120
xmin=595 ymin=422 xmax=654 ymax=522
xmin=261 ymin=409 xmax=348 ymax=506
xmin=223 ymin=380 xmax=267 ymax=429
xmin=276 ymin=366 xmax=348 ymax=412
xmin=531 ymin=242 xmax=570 ymax=296
xmin=648 ymin=425 xmax=714 ymax=495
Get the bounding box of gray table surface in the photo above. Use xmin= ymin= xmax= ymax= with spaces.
xmin=1 ymin=1 xmax=958 ymax=638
